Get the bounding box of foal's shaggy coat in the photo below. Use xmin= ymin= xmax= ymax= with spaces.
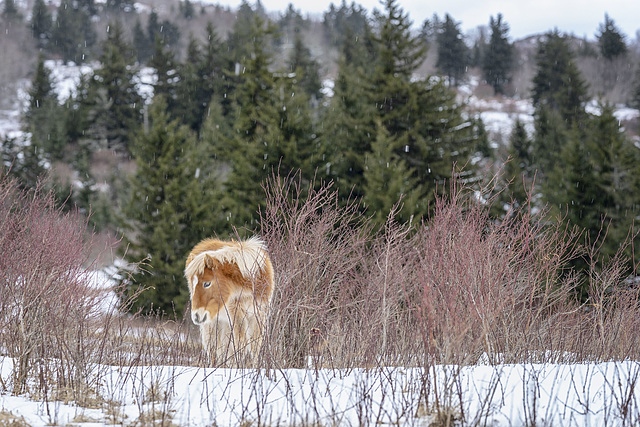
xmin=184 ymin=236 xmax=274 ymax=366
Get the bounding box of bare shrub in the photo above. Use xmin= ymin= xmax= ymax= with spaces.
xmin=0 ymin=173 xmax=113 ymax=397
xmin=258 ymin=170 xmax=640 ymax=375
xmin=260 ymin=173 xmax=374 ymax=368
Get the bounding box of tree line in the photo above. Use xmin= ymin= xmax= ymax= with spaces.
xmin=2 ymin=0 xmax=640 ymax=314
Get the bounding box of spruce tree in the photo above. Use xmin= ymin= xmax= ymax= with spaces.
xmin=597 ymin=14 xmax=627 ymax=60
xmin=133 ymin=18 xmax=152 ymax=63
xmin=323 ymin=0 xmax=369 ymax=47
xmin=482 ymin=14 xmax=513 ymax=95
xmin=363 ymin=121 xmax=422 ymax=226
xmin=90 ymin=21 xmax=142 ymax=153
xmin=51 ymin=1 xmax=95 ymax=63
xmin=24 ymin=55 xmax=66 ymax=161
xmin=2 ymin=0 xmax=21 ymax=21
xmin=122 ymin=96 xmax=221 ymax=315
xmin=631 ymin=66 xmax=640 ymax=110
xmin=499 ymin=119 xmax=533 ymax=212
xmin=531 ymin=31 xmax=588 ymax=126
xmin=287 ymin=33 xmax=323 ymax=100
xmin=531 ymin=105 xmax=568 ymax=176
xmin=149 ymin=36 xmax=178 ymax=113
xmin=588 ymin=104 xmax=639 ymax=259
xmin=320 ymin=33 xmax=377 ymax=201
xmin=174 ymin=25 xmax=231 ymax=132
xmin=436 ymin=14 xmax=468 ymax=86
xmin=222 ymin=14 xmax=282 ymax=229
xmin=30 ymin=0 xmax=52 ymax=49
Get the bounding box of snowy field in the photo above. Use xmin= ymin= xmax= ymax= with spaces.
xmin=2 ymin=357 xmax=640 ymax=425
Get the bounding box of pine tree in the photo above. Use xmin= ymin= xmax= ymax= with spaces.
xmin=499 ymin=119 xmax=533 ymax=212
xmin=323 ymin=0 xmax=369 ymax=47
xmin=287 ymin=33 xmax=323 ymax=100
xmin=363 ymin=121 xmax=422 ymax=226
xmin=482 ymin=14 xmax=513 ymax=95
xmin=174 ymin=25 xmax=231 ymax=132
xmin=469 ymin=26 xmax=487 ymax=68
xmin=149 ymin=36 xmax=178 ymax=113
xmin=531 ymin=31 xmax=588 ymax=126
xmin=147 ymin=10 xmax=180 ymax=48
xmin=24 ymin=55 xmax=66 ymax=161
xmin=222 ymin=14 xmax=282 ymax=229
xmin=546 ymin=126 xmax=601 ymax=236
xmin=631 ymin=66 xmax=640 ymax=110
xmin=597 ymin=14 xmax=627 ymax=60
xmin=320 ymin=35 xmax=377 ymax=201
xmin=51 ymin=1 xmax=96 ymax=63
xmin=588 ymin=104 xmax=639 ymax=259
xmin=531 ymin=105 xmax=568 ymax=176
xmin=89 ymin=21 xmax=142 ymax=153
xmin=2 ymin=0 xmax=21 ymax=21
xmin=133 ymin=18 xmax=152 ymax=63
xmin=122 ymin=96 xmax=222 ymax=315
xmin=436 ymin=14 xmax=468 ymax=86
xmin=227 ymin=1 xmax=259 ymax=65
xmin=30 ymin=0 xmax=52 ymax=49
xmin=180 ymin=0 xmax=195 ymax=20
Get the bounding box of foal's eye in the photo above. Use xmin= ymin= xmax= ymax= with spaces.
xmin=203 ymin=281 xmax=211 ymax=288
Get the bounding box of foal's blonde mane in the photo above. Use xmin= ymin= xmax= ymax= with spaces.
xmin=184 ymin=236 xmax=268 ymax=285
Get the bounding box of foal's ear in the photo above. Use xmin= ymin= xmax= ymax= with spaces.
xmin=203 ymin=253 xmax=221 ymax=270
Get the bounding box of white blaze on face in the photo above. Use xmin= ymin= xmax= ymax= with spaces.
xmin=190 ymin=275 xmax=209 ymax=325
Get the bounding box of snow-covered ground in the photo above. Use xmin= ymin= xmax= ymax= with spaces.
xmin=2 ymin=357 xmax=640 ymax=425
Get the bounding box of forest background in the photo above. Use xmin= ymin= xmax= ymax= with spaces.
xmin=1 ymin=0 xmax=640 ymax=316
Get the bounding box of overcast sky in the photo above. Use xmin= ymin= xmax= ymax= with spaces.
xmin=212 ymin=0 xmax=640 ymax=41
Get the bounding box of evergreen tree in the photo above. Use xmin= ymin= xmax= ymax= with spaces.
xmin=24 ymin=55 xmax=66 ymax=161
xmin=268 ymin=73 xmax=319 ymax=184
xmin=147 ymin=10 xmax=180 ymax=48
xmin=531 ymin=105 xmax=568 ymax=176
xmin=89 ymin=21 xmax=142 ymax=153
xmin=499 ymin=119 xmax=533 ymax=212
xmin=436 ymin=14 xmax=468 ymax=86
xmin=287 ymin=33 xmax=323 ymax=100
xmin=133 ymin=18 xmax=152 ymax=63
xmin=149 ymin=36 xmax=178 ymax=113
xmin=227 ymin=1 xmax=259 ymax=65
xmin=174 ymin=25 xmax=231 ymax=132
xmin=323 ymin=0 xmax=369 ymax=47
xmin=374 ymin=0 xmax=478 ymax=212
xmin=631 ymin=66 xmax=640 ymax=110
xmin=2 ymin=0 xmax=21 ymax=21
xmin=543 ymin=106 xmax=640 ymax=297
xmin=363 ymin=121 xmax=422 ymax=226
xmin=320 ymin=32 xmax=377 ymax=201
xmin=588 ymin=104 xmax=639 ymax=258
xmin=122 ymin=96 xmax=222 ymax=315
xmin=179 ymin=0 xmax=195 ymax=20
xmin=323 ymin=0 xmax=479 ymax=222
xmin=482 ymin=14 xmax=513 ymax=95
xmin=277 ymin=3 xmax=304 ymax=46
xmin=222 ymin=14 xmax=282 ymax=229
xmin=597 ymin=14 xmax=627 ymax=60
xmin=1 ymin=136 xmax=47 ymax=190
xmin=51 ymin=1 xmax=96 ymax=63
xmin=469 ymin=26 xmax=487 ymax=68
xmin=30 ymin=0 xmax=52 ymax=49
xmin=531 ymin=31 xmax=588 ymax=126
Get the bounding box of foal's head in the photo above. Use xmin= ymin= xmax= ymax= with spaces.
xmin=187 ymin=254 xmax=243 ymax=325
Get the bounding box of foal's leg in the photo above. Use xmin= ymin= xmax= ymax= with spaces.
xmin=201 ymin=320 xmax=232 ymax=367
